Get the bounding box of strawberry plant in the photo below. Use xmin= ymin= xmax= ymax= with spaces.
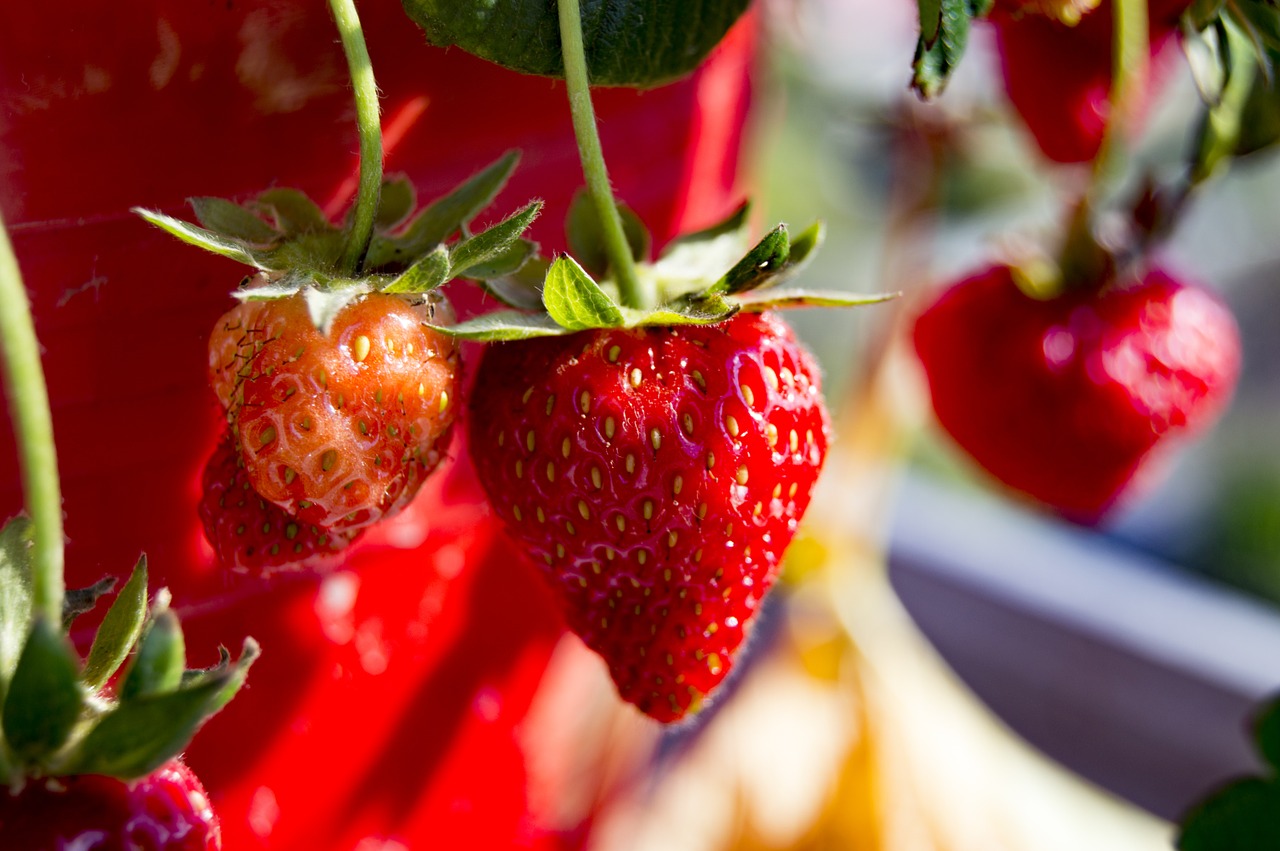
xmin=448 ymin=0 xmax=892 ymax=721
xmin=135 ymin=0 xmax=541 ymax=574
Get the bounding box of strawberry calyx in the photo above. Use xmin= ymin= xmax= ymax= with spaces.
xmin=134 ymin=151 xmax=543 ymax=333
xmin=0 ymin=516 xmax=257 ymax=790
xmin=441 ymin=196 xmax=897 ymax=341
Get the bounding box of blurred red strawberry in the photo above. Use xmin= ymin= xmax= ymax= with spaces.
xmin=913 ymin=264 xmax=1241 ymax=519
xmin=990 ymin=0 xmax=1193 ymax=163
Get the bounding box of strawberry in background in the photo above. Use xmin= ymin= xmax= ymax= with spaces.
xmin=990 ymin=0 xmax=1193 ymax=163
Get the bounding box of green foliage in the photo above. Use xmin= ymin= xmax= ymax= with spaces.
xmin=912 ymin=0 xmax=994 ymax=99
xmin=1178 ymin=694 xmax=1280 ymax=850
xmin=399 ymin=0 xmax=751 ymax=87
xmin=81 ymin=556 xmax=148 ymax=690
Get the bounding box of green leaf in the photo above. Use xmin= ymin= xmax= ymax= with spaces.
xmin=384 ymin=246 xmax=451 ymax=294
xmin=913 ymin=0 xmax=992 ymax=99
xmin=480 ymin=255 xmax=548 ymax=311
xmin=462 ymin=238 xmax=538 ymax=281
xmin=542 ymin=255 xmax=625 ymax=330
xmin=787 ymin=221 xmax=825 ymax=271
xmin=566 ymin=190 xmax=651 ymax=278
xmin=919 ymin=0 xmax=943 ymax=43
xmin=648 ymin=205 xmax=753 ymax=296
xmin=81 ymin=556 xmax=149 ymax=690
xmin=711 ymin=225 xmax=791 ymax=295
xmin=1178 ymin=778 xmax=1280 ymax=850
xmin=1256 ymin=698 xmax=1280 ymax=770
xmin=0 ymin=518 xmax=34 ymax=699
xmin=63 ymin=577 xmax=116 ymax=631
xmin=1231 ymin=0 xmax=1280 ymax=54
xmin=231 ymin=277 xmax=304 ymax=302
xmin=190 ymin=197 xmax=280 ymax=245
xmin=260 ymin=230 xmax=348 ymax=273
xmin=620 ymin=294 xmax=738 ymax=327
xmin=2 ymin=617 xmax=84 ymax=761
xmin=733 ymin=288 xmax=900 ymax=311
xmin=366 ymin=151 xmax=521 ymax=269
xmin=255 ymin=188 xmax=332 ymax=236
xmin=439 ymin=311 xmax=571 ymax=341
xmin=449 ymin=201 xmax=543 ymax=280
xmin=61 ymin=639 xmax=258 ymax=780
xmin=400 ymin=0 xmax=751 ymax=87
xmin=119 ymin=609 xmax=186 ymax=702
xmin=133 ymin=208 xmax=271 ymax=270
xmin=377 ymin=176 xmax=417 ymax=229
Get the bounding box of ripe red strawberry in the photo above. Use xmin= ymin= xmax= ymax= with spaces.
xmin=0 ymin=760 xmax=221 ymax=850
xmin=912 ymin=264 xmax=1241 ymax=519
xmin=199 ymin=431 xmax=363 ymax=575
xmin=991 ymin=0 xmax=1191 ymax=163
xmin=209 ymin=288 xmax=461 ymax=532
xmin=468 ymin=311 xmax=829 ymax=722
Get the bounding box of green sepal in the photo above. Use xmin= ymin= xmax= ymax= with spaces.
xmin=619 ymin=293 xmax=739 ymax=326
xmin=80 ymin=556 xmax=149 ymax=690
xmin=480 ymin=255 xmax=548 ymax=311
xmin=0 ymin=518 xmax=35 ymax=702
xmin=118 ymin=608 xmax=186 ymax=702
xmin=63 ymin=577 xmax=116 ymax=632
xmin=255 ymin=188 xmax=332 ymax=236
xmin=2 ymin=617 xmax=84 ymax=762
xmin=439 ymin=311 xmax=571 ymax=340
xmin=710 ymin=225 xmax=791 ymax=296
xmin=58 ymin=639 xmax=259 ymax=780
xmin=365 ymin=150 xmax=520 ymax=270
xmin=260 ymin=230 xmax=348 ymax=274
xmin=1229 ymin=0 xmax=1280 ymax=56
xmin=303 ymin=287 xmax=365 ymax=336
xmin=542 ymin=255 xmax=625 ymax=330
xmin=463 ymin=238 xmax=538 ymax=281
xmin=133 ymin=208 xmax=271 ymax=270
xmin=732 ymin=288 xmax=900 ymax=311
xmin=787 ymin=221 xmax=826 ymax=271
xmin=646 ymin=203 xmax=752 ymax=297
xmin=384 ymin=246 xmax=451 ymax=294
xmin=566 ymin=189 xmax=651 ymax=279
xmin=912 ymin=0 xmax=993 ymax=99
xmin=400 ymin=0 xmax=751 ymax=88
xmin=190 ymin=197 xmax=280 ymax=245
xmin=179 ymin=646 xmax=231 ymax=689
xmin=449 ymin=201 xmax=543 ymax=280
xmin=376 ymin=175 xmax=417 ymax=229
xmin=230 ymin=274 xmax=306 ymax=303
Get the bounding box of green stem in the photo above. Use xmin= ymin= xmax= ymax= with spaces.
xmin=329 ymin=0 xmax=382 ymax=276
xmin=0 ymin=214 xmax=63 ymax=624
xmin=1091 ymin=0 xmax=1149 ymax=191
xmin=557 ymin=0 xmax=651 ymax=309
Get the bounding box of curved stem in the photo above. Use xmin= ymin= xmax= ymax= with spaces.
xmin=0 ymin=214 xmax=63 ymax=624
xmin=557 ymin=0 xmax=652 ymax=309
xmin=329 ymin=0 xmax=383 ymax=276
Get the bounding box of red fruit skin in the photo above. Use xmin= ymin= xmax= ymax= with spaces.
xmin=991 ymin=0 xmax=1191 ymax=163
xmin=912 ymin=265 xmax=1242 ymax=520
xmin=209 ymin=292 xmax=460 ymax=532
xmin=0 ymin=761 xmax=220 ymax=851
xmin=199 ymin=432 xmax=363 ymax=576
xmin=468 ymin=312 xmax=830 ymax=722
